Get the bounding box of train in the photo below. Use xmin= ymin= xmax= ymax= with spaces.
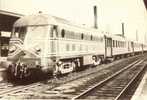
xmin=6 ymin=13 xmax=147 ymax=79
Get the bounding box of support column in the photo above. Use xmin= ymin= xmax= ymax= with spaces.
xmin=0 ymin=31 xmax=1 ymax=57
xmin=94 ymin=5 xmax=98 ymax=29
xmin=122 ymin=23 xmax=125 ymax=37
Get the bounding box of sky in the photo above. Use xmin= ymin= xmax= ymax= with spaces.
xmin=1 ymin=0 xmax=147 ymax=43
xmin=0 ymin=0 xmax=32 ymax=14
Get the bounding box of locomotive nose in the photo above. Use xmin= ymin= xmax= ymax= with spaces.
xmin=9 ymin=45 xmax=17 ymax=53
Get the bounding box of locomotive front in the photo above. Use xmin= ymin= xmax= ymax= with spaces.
xmin=7 ymin=15 xmax=55 ymax=79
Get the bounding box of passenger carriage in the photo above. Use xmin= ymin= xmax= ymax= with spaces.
xmin=104 ymin=34 xmax=134 ymax=59
xmin=132 ymin=41 xmax=144 ymax=55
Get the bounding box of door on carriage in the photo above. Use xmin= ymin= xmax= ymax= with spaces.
xmin=105 ymin=36 xmax=112 ymax=57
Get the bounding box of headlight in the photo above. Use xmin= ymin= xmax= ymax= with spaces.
xmin=9 ymin=45 xmax=17 ymax=53
xmin=35 ymin=47 xmax=41 ymax=55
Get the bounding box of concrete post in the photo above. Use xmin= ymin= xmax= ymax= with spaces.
xmin=122 ymin=23 xmax=124 ymax=37
xmin=0 ymin=31 xmax=1 ymax=57
xmin=94 ymin=6 xmax=98 ymax=29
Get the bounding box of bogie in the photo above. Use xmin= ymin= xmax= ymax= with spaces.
xmin=54 ymin=58 xmax=82 ymax=76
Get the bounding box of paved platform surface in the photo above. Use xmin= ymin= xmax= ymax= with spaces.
xmin=131 ymin=71 xmax=147 ymax=100
xmin=0 ymin=57 xmax=7 ymax=67
xmin=0 ymin=57 xmax=7 ymax=81
xmin=0 ymin=57 xmax=7 ymax=61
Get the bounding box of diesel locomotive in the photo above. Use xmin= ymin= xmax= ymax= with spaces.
xmin=7 ymin=14 xmax=147 ymax=79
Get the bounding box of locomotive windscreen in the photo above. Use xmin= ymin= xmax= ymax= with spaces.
xmin=12 ymin=26 xmax=48 ymax=42
xmin=13 ymin=27 xmax=27 ymax=41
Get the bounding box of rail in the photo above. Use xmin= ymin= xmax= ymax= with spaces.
xmin=72 ymin=59 xmax=145 ymax=100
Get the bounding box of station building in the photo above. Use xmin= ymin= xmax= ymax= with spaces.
xmin=0 ymin=10 xmax=23 ymax=57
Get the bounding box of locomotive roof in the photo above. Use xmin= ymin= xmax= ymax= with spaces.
xmin=13 ymin=13 xmax=104 ymax=37
xmin=13 ymin=14 xmax=70 ymax=27
xmin=15 ymin=14 xmax=142 ymax=42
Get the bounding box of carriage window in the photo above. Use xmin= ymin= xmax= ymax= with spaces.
xmin=97 ymin=37 xmax=100 ymax=41
xmin=51 ymin=41 xmax=56 ymax=52
xmin=121 ymin=42 xmax=123 ymax=47
xmin=13 ymin=27 xmax=27 ymax=41
xmin=80 ymin=44 xmax=82 ymax=50
xmin=107 ymin=39 xmax=111 ymax=47
xmin=81 ymin=33 xmax=84 ymax=40
xmin=50 ymin=26 xmax=58 ymax=38
xmin=121 ymin=42 xmax=122 ymax=47
xmin=117 ymin=41 xmax=118 ymax=47
xmin=122 ymin=42 xmax=124 ymax=47
xmin=116 ymin=41 xmax=118 ymax=47
xmin=85 ymin=34 xmax=87 ymax=40
xmin=118 ymin=41 xmax=120 ymax=47
xmin=61 ymin=29 xmax=65 ymax=38
xmin=66 ymin=44 xmax=70 ymax=51
xmin=86 ymin=34 xmax=90 ymax=40
xmin=68 ymin=31 xmax=73 ymax=39
xmin=100 ymin=37 xmax=103 ymax=42
xmin=98 ymin=37 xmax=102 ymax=42
xmin=113 ymin=40 xmax=115 ymax=47
xmin=117 ymin=41 xmax=119 ymax=47
xmin=72 ymin=44 xmax=75 ymax=51
xmin=71 ymin=31 xmax=75 ymax=39
xmin=91 ymin=35 xmax=93 ymax=40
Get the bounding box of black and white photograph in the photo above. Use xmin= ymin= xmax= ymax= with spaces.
xmin=0 ymin=0 xmax=147 ymax=99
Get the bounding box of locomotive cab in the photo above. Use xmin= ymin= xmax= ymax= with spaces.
xmin=7 ymin=15 xmax=58 ymax=79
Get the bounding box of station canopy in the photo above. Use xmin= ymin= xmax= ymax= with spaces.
xmin=0 ymin=10 xmax=23 ymax=32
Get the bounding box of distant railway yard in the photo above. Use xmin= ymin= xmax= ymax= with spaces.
xmin=0 ymin=54 xmax=146 ymax=99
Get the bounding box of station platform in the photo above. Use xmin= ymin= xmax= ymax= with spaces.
xmin=0 ymin=57 xmax=7 ymax=68
xmin=0 ymin=57 xmax=7 ymax=81
xmin=0 ymin=57 xmax=7 ymax=63
xmin=131 ymin=71 xmax=147 ymax=100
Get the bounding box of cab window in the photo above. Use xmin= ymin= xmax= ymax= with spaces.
xmin=50 ymin=26 xmax=58 ymax=38
xmin=61 ymin=29 xmax=65 ymax=38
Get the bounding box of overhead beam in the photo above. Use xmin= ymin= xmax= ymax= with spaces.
xmin=0 ymin=10 xmax=23 ymax=32
xmin=0 ymin=10 xmax=23 ymax=18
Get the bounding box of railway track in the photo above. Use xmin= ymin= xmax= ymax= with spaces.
xmin=0 ymin=82 xmax=14 ymax=93
xmin=0 ymin=55 xmax=146 ymax=99
xmin=72 ymin=59 xmax=146 ymax=100
xmin=16 ymin=56 xmax=145 ymax=99
xmin=0 ymin=82 xmax=41 ymax=97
